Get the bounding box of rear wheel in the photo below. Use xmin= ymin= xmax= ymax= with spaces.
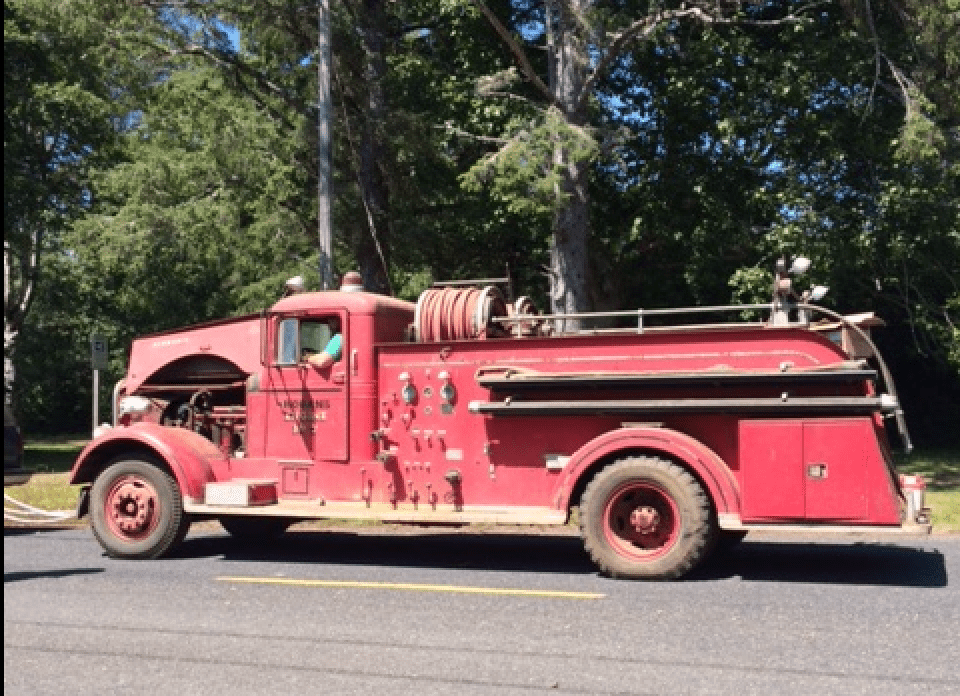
xmin=90 ymin=458 xmax=189 ymax=559
xmin=580 ymin=456 xmax=716 ymax=580
xmin=220 ymin=516 xmax=293 ymax=542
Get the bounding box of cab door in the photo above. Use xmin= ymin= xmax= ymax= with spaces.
xmin=263 ymin=313 xmax=349 ymax=464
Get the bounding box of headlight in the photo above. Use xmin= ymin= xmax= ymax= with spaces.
xmin=119 ymin=395 xmax=152 ymax=416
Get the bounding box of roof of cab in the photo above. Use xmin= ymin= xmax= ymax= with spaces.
xmin=270 ymin=290 xmax=415 ymax=316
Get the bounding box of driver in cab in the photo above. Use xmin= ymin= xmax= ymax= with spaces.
xmin=305 ymin=317 xmax=341 ymax=369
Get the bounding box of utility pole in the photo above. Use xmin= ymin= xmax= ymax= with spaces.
xmin=317 ymin=0 xmax=333 ymax=290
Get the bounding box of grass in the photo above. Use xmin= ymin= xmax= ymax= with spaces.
xmin=924 ymin=492 xmax=960 ymax=531
xmin=893 ymin=448 xmax=960 ymax=491
xmin=895 ymin=448 xmax=960 ymax=532
xmin=4 ymin=472 xmax=81 ymax=514
xmin=7 ymin=435 xmax=959 ymax=532
xmin=22 ymin=436 xmax=88 ymax=474
xmin=5 ymin=437 xmax=88 ymax=519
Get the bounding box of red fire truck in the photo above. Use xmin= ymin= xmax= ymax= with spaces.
xmin=70 ymin=259 xmax=929 ymax=579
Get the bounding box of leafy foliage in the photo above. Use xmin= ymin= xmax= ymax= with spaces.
xmin=4 ymin=0 xmax=128 ymax=417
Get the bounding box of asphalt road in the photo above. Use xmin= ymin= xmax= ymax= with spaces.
xmin=5 ymin=523 xmax=960 ymax=695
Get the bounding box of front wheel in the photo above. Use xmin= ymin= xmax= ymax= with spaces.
xmin=580 ymin=456 xmax=716 ymax=580
xmin=90 ymin=457 xmax=189 ymax=559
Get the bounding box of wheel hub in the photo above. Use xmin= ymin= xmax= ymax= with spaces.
xmin=109 ymin=481 xmax=156 ymax=535
xmin=602 ymin=480 xmax=680 ymax=560
xmin=630 ymin=505 xmax=660 ymax=534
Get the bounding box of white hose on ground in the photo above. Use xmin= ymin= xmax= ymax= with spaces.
xmin=4 ymin=493 xmax=76 ymax=523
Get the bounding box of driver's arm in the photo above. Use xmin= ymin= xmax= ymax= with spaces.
xmin=307 ymin=334 xmax=341 ymax=369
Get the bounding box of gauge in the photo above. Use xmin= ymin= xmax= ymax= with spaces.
xmin=440 ymin=383 xmax=456 ymax=403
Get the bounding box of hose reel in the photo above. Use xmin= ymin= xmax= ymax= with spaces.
xmin=414 ymin=285 xmax=509 ymax=342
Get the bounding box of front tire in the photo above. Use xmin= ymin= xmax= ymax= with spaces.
xmin=580 ymin=456 xmax=716 ymax=580
xmin=90 ymin=457 xmax=189 ymax=559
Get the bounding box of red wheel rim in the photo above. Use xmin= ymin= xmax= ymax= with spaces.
xmin=602 ymin=481 xmax=680 ymax=561
xmin=104 ymin=475 xmax=160 ymax=541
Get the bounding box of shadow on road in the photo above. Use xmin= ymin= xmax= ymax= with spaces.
xmin=691 ymin=540 xmax=948 ymax=587
xmin=4 ymin=567 xmax=105 ymax=584
xmin=178 ymin=529 xmax=597 ymax=575
xmin=175 ymin=528 xmax=948 ymax=587
xmin=4 ymin=525 xmax=84 ymax=536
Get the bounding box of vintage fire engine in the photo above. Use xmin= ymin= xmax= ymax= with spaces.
xmin=70 ymin=259 xmax=929 ymax=579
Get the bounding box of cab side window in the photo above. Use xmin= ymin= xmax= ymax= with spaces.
xmin=277 ymin=318 xmax=299 ymax=365
xmin=276 ymin=316 xmax=339 ymax=365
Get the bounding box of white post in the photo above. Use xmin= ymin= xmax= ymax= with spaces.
xmin=90 ymin=334 xmax=108 ymax=436
xmin=92 ymin=369 xmax=99 ymax=436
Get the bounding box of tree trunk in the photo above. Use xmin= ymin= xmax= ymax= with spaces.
xmin=550 ymin=150 xmax=591 ymax=329
xmin=3 ymin=324 xmax=17 ymax=408
xmin=546 ymin=0 xmax=591 ymax=329
xmin=3 ymin=229 xmax=39 ymax=407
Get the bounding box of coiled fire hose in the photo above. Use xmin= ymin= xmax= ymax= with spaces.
xmin=415 ymin=286 xmax=508 ymax=342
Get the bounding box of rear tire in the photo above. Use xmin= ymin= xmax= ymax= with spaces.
xmin=580 ymin=456 xmax=716 ymax=580
xmin=90 ymin=457 xmax=189 ymax=559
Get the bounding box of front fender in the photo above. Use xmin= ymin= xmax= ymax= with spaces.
xmin=69 ymin=423 xmax=220 ymax=500
xmin=555 ymin=427 xmax=741 ymax=515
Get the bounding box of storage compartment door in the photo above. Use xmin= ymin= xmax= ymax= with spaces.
xmin=740 ymin=421 xmax=805 ymax=520
xmin=802 ymin=420 xmax=868 ymax=521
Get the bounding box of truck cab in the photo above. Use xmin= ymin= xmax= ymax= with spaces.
xmin=237 ymin=290 xmax=414 ymax=501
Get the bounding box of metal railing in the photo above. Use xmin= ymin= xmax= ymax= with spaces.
xmin=494 ymin=302 xmax=777 ymax=334
xmin=492 ymin=301 xmax=913 ymax=453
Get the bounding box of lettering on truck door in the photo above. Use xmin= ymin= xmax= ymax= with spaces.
xmin=265 ymin=314 xmax=349 ymax=465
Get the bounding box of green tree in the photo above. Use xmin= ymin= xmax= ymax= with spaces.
xmin=464 ymin=1 xmax=811 ymax=325
xmin=4 ymin=0 xmax=123 ymax=410
xmin=17 ymin=63 xmax=320 ymax=432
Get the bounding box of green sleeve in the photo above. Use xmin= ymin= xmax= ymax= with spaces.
xmin=325 ymin=334 xmax=342 ymax=361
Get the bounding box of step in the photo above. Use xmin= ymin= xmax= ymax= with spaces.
xmin=204 ymin=480 xmax=278 ymax=507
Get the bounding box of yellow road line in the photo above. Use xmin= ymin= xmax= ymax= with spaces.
xmin=217 ymin=576 xmax=605 ymax=600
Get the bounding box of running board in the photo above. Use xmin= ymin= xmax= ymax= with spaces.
xmin=184 ymin=498 xmax=566 ymax=526
xmin=718 ymin=514 xmax=931 ymax=535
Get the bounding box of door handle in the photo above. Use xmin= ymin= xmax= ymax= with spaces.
xmin=332 ymin=372 xmax=346 ymax=385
